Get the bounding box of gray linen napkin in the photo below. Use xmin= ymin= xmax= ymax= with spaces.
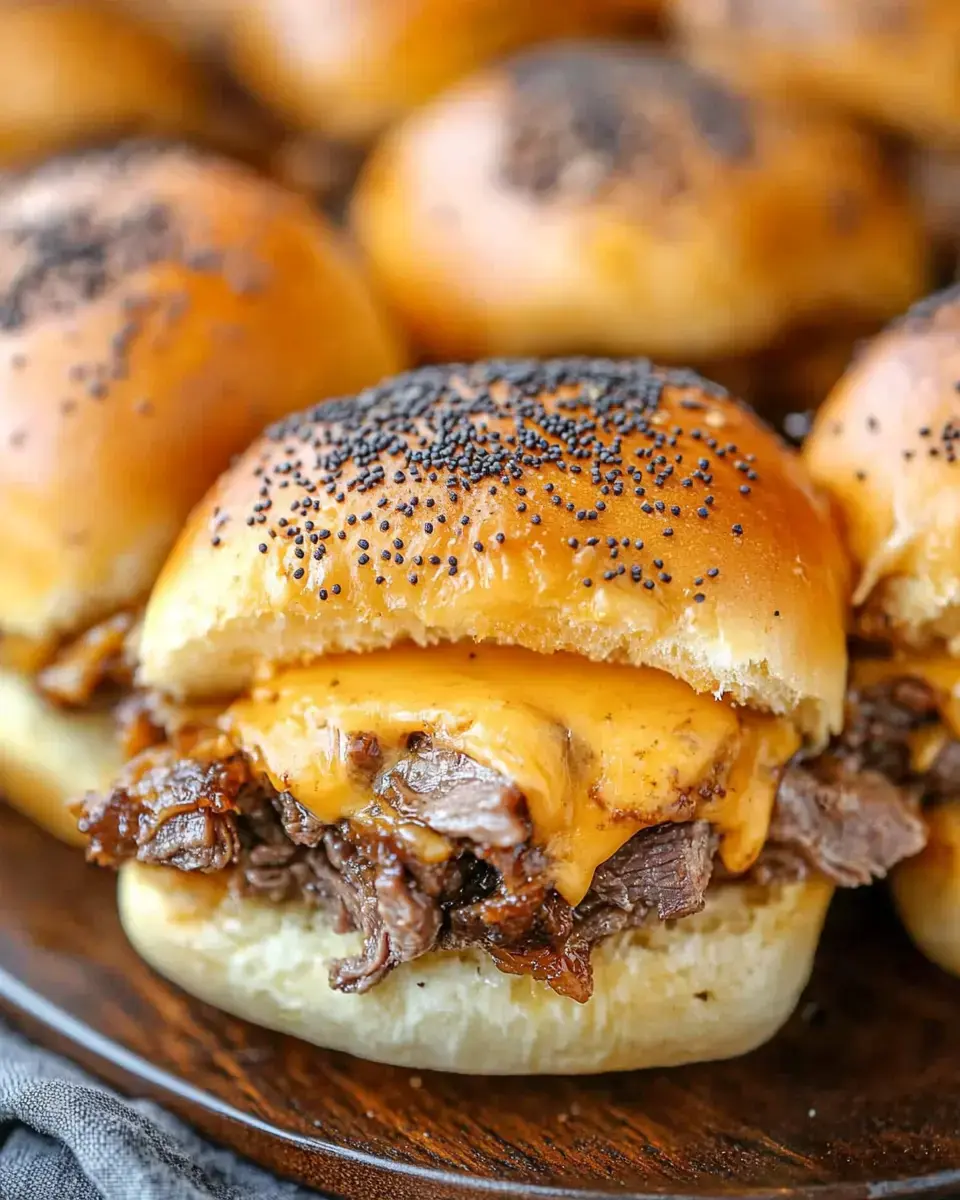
xmin=0 ymin=1022 xmax=324 ymax=1200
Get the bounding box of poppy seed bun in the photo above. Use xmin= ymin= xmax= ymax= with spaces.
xmin=0 ymin=141 xmax=405 ymax=645
xmin=120 ymin=863 xmax=833 ymax=1075
xmin=803 ymin=285 xmax=960 ymax=650
xmin=0 ymin=3 xmax=211 ymax=166
xmin=892 ymin=801 xmax=960 ymax=977
xmin=227 ymin=0 xmax=654 ymax=145
xmin=0 ymin=670 xmax=121 ymax=844
xmin=671 ymin=0 xmax=960 ymax=146
xmin=140 ymin=359 xmax=849 ymax=744
xmin=350 ymin=45 xmax=926 ymax=364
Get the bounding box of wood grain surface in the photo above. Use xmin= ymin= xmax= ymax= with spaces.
xmin=1 ymin=803 xmax=959 ymax=1200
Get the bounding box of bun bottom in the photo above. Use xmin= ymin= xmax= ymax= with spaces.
xmin=119 ymin=864 xmax=833 ymax=1074
xmin=0 ymin=669 xmax=122 ymax=844
xmin=892 ymin=801 xmax=960 ymax=976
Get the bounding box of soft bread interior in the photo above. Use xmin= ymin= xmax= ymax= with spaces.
xmin=119 ymin=864 xmax=833 ymax=1075
xmin=0 ymin=668 xmax=123 ymax=844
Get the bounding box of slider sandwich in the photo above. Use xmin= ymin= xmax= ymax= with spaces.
xmin=671 ymin=0 xmax=960 ymax=147
xmin=351 ymin=44 xmax=925 ymax=369
xmin=227 ymin=0 xmax=653 ymax=146
xmin=805 ymin=285 xmax=960 ymax=976
xmin=79 ymin=359 xmax=923 ymax=1074
xmin=0 ymin=140 xmax=404 ymax=842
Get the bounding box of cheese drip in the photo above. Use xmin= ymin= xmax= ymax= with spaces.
xmin=225 ymin=644 xmax=798 ymax=905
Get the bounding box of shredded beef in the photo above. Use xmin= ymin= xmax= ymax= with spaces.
xmin=36 ymin=611 xmax=138 ymax=707
xmin=375 ymin=740 xmax=530 ymax=849
xmin=436 ymin=825 xmax=714 ymax=1003
xmin=79 ymin=736 xmax=715 ymax=1001
xmin=78 ymin=738 xmax=244 ymax=872
xmin=374 ymin=860 xmax=442 ymax=968
xmin=770 ymin=758 xmax=927 ymax=887
xmin=586 ymin=820 xmax=715 ymax=920
xmin=748 ymin=673 xmax=958 ymax=886
xmin=838 ymin=676 xmax=941 ymax=781
xmin=275 ymin=792 xmax=326 ymax=846
xmin=80 ymin=672 xmax=951 ymax=1000
xmin=320 ymin=831 xmax=393 ymax=990
xmin=487 ymin=823 xmax=715 ymax=1002
xmin=928 ymin=740 xmax=960 ymax=799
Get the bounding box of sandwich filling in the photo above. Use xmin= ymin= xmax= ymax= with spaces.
xmin=79 ymin=644 xmax=928 ymax=1002
xmin=0 ymin=610 xmax=139 ymax=709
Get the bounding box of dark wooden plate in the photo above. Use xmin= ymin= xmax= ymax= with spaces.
xmin=1 ymin=804 xmax=960 ymax=1200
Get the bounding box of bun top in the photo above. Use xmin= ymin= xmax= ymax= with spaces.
xmin=804 ymin=285 xmax=960 ymax=651
xmin=141 ymin=358 xmax=849 ymax=743
xmin=351 ymin=43 xmax=925 ymax=362
xmin=227 ymin=0 xmax=650 ymax=143
xmin=0 ymin=2 xmax=212 ymax=166
xmin=0 ymin=141 xmax=404 ymax=643
xmin=671 ymin=0 xmax=960 ymax=145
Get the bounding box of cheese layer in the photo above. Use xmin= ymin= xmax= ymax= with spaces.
xmin=225 ymin=645 xmax=798 ymax=906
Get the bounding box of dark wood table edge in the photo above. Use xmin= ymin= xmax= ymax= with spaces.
xmin=2 ymin=966 xmax=959 ymax=1200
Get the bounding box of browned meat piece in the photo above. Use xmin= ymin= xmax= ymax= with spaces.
xmin=320 ymin=830 xmax=392 ymax=991
xmin=76 ymin=700 xmax=931 ymax=1002
xmin=488 ymin=939 xmax=595 ymax=1004
xmin=927 ymin=741 xmax=960 ymax=801
xmin=772 ymin=758 xmax=927 ymax=887
xmin=840 ymin=676 xmax=941 ymax=781
xmin=376 ymin=739 xmax=530 ymax=848
xmin=346 ymin=732 xmax=383 ymax=774
xmin=438 ymin=824 xmax=714 ymax=1002
xmin=586 ymin=820 xmax=714 ymax=920
xmin=447 ymin=881 xmax=589 ymax=999
xmin=77 ymin=741 xmax=246 ymax=872
xmin=37 ymin=611 xmax=138 ymax=707
xmin=372 ymin=859 xmax=442 ymax=972
xmin=275 ymin=792 xmax=326 ymax=846
xmin=446 ymin=867 xmax=557 ymax=949
xmin=745 ymin=844 xmax=809 ymax=887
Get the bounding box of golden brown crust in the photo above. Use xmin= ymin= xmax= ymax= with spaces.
xmin=227 ymin=0 xmax=658 ymax=143
xmin=351 ymin=45 xmax=926 ymax=362
xmin=140 ymin=358 xmax=850 ymax=743
xmin=671 ymin=0 xmax=960 ymax=144
xmin=0 ymin=141 xmax=405 ymax=642
xmin=803 ymin=285 xmax=960 ymax=650
xmin=0 ymin=3 xmax=215 ymax=166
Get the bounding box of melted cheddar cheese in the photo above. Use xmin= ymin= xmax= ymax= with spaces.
xmin=224 ymin=645 xmax=798 ymax=906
